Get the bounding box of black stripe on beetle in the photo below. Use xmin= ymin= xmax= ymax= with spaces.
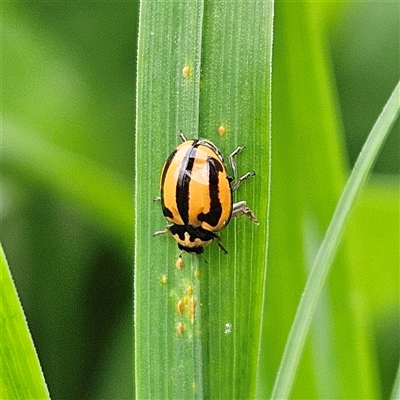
xmin=197 ymin=156 xmax=224 ymax=227
xmin=176 ymin=140 xmax=199 ymax=224
xmin=160 ymin=148 xmax=177 ymax=220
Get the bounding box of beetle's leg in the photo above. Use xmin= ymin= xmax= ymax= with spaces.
xmin=178 ymin=130 xmax=187 ymax=142
xmin=153 ymin=225 xmax=172 ymax=236
xmin=229 ymin=145 xmax=246 ymax=180
xmin=232 ymin=201 xmax=259 ymax=225
xmin=231 ymin=171 xmax=255 ymax=193
xmin=153 ymin=196 xmax=161 ymax=202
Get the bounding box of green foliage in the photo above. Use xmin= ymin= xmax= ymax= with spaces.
xmin=1 ymin=2 xmax=399 ymax=399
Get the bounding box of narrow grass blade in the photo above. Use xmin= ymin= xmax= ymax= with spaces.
xmin=271 ymin=81 xmax=400 ymax=399
xmin=391 ymin=361 xmax=400 ymax=400
xmin=0 ymin=243 xmax=50 ymax=399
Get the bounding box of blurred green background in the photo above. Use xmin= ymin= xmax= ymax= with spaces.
xmin=2 ymin=2 xmax=398 ymax=399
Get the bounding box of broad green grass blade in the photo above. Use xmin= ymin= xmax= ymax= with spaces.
xmin=134 ymin=1 xmax=273 ymax=399
xmin=0 ymin=243 xmax=50 ymax=399
xmin=271 ymin=80 xmax=400 ymax=400
xmin=2 ymin=120 xmax=133 ymax=241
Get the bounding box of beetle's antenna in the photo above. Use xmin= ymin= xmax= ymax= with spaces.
xmin=217 ymin=240 xmax=228 ymax=254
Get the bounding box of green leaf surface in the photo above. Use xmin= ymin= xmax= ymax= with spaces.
xmin=134 ymin=1 xmax=273 ymax=399
xmin=271 ymin=79 xmax=400 ymax=399
xmin=0 ymin=243 xmax=50 ymax=400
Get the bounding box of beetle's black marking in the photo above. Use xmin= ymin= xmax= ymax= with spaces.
xmin=163 ymin=206 xmax=173 ymax=219
xmin=161 ymin=148 xmax=177 ymax=219
xmin=161 ymin=149 xmax=177 ymax=189
xmin=197 ymin=156 xmax=224 ymax=227
xmin=176 ymin=140 xmax=199 ymax=224
xmin=170 ymin=224 xmax=217 ymax=254
xmin=170 ymin=224 xmax=217 ymax=242
xmin=179 ymin=244 xmax=204 ymax=254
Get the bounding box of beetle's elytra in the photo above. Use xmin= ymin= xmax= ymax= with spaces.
xmin=154 ymin=131 xmax=258 ymax=254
